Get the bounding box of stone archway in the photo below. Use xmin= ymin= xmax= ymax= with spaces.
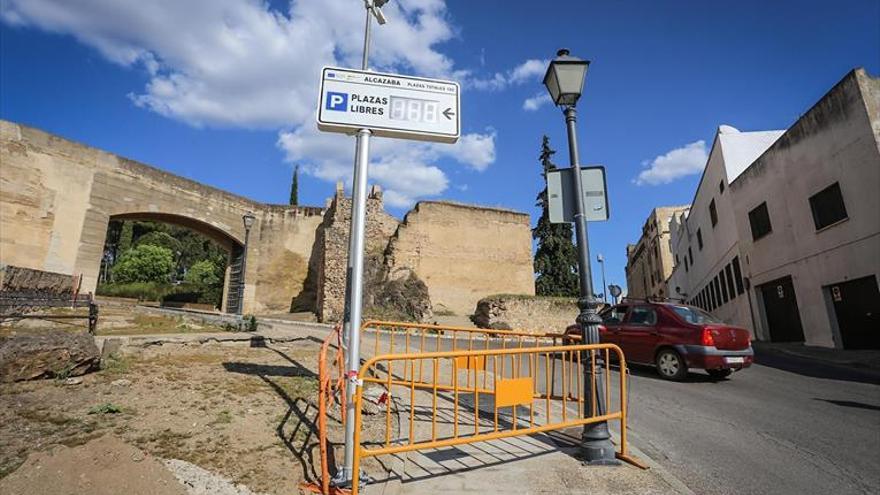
xmin=107 ymin=212 xmax=245 ymax=313
xmin=1 ymin=120 xmax=326 ymax=315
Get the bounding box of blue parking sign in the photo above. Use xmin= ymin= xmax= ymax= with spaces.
xmin=326 ymin=92 xmax=348 ymax=111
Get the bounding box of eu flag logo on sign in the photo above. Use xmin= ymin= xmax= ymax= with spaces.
xmin=326 ymin=92 xmax=348 ymax=111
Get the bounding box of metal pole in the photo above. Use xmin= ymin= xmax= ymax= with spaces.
xmin=564 ymin=106 xmax=618 ymax=465
xmin=339 ymin=2 xmax=374 ymax=486
xmin=237 ymin=228 xmax=250 ymax=316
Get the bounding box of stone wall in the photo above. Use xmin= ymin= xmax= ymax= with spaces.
xmin=315 ymin=183 xmax=399 ymax=322
xmin=0 ymin=120 xmax=324 ymax=314
xmin=0 ymin=265 xmax=77 ymax=296
xmin=384 ymin=201 xmax=535 ymax=316
xmin=471 ymin=295 xmax=578 ymax=334
xmin=1 ymin=120 xmax=538 ymax=321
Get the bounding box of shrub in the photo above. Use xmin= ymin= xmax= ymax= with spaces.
xmin=96 ymin=281 xmax=173 ymax=301
xmin=161 ymin=283 xmax=222 ymax=308
xmin=112 ymin=244 xmax=175 ymax=283
xmin=184 ymin=259 xmax=221 ymax=286
xmin=134 ymin=231 xmax=182 ymax=254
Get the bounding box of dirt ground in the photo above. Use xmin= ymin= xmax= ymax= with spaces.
xmin=0 ymin=332 xmax=386 ymax=494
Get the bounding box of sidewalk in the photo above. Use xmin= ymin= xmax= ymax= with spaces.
xmin=752 ymin=341 xmax=880 ymax=384
xmin=363 ymin=428 xmax=692 ymax=495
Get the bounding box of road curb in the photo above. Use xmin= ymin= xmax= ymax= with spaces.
xmin=620 ymin=432 xmax=696 ymax=495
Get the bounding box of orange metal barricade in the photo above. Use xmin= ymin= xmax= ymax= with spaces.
xmin=300 ymin=324 xmax=347 ymax=495
xmin=350 ymin=340 xmax=642 ymax=495
xmin=307 ymin=321 xmax=641 ymax=495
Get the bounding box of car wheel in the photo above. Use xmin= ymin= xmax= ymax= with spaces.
xmin=655 ymin=349 xmax=687 ymax=381
xmin=706 ymin=369 xmax=733 ymax=380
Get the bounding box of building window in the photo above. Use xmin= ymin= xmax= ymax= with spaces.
xmin=697 ymin=228 xmax=704 ymax=250
xmin=809 ymin=182 xmax=848 ymax=230
xmin=709 ymin=199 xmax=718 ymax=227
xmin=748 ymin=202 xmax=772 ymax=240
xmin=688 ymin=247 xmax=693 ymax=265
xmin=732 ymin=256 xmax=744 ymax=295
xmin=725 ymin=263 xmax=736 ymax=299
xmin=709 ymin=283 xmax=717 ymax=310
xmin=720 ymin=270 xmax=729 ymax=304
xmin=713 ymin=277 xmax=722 ymax=308
xmin=719 ymin=181 xmax=725 ymax=194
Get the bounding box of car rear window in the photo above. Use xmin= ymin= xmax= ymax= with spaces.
xmin=628 ymin=306 xmax=657 ymax=325
xmin=671 ymin=305 xmax=722 ymax=324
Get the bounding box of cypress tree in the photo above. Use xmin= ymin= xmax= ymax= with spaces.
xmin=533 ymin=136 xmax=579 ymax=297
xmin=289 ymin=165 xmax=299 ymax=206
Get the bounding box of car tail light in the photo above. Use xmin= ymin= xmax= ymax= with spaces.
xmin=701 ymin=327 xmax=715 ymax=347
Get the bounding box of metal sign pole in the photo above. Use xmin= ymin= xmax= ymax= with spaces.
xmin=339 ymin=1 xmax=374 ymax=486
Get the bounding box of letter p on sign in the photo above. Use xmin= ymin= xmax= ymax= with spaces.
xmin=326 ymin=92 xmax=348 ymax=111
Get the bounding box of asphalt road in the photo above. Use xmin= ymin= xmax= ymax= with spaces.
xmin=366 ymin=331 xmax=880 ymax=494
xmin=624 ymin=352 xmax=880 ymax=495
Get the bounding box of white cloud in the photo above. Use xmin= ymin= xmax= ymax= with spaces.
xmin=1 ymin=0 xmax=496 ymax=206
xmin=276 ymin=126 xmax=495 ymax=207
xmin=522 ymin=92 xmax=552 ymax=111
xmin=634 ymin=140 xmax=708 ymax=186
xmin=470 ymin=58 xmax=547 ymax=91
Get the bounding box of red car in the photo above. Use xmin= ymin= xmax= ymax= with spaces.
xmin=565 ymin=300 xmax=753 ymax=381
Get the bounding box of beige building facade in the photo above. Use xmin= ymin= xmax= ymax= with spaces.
xmin=625 ymin=205 xmax=690 ymax=299
xmin=667 ymin=68 xmax=879 ymax=349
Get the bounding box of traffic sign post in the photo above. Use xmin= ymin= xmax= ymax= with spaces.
xmin=546 ymin=165 xmax=609 ymax=224
xmin=321 ymin=3 xmax=460 ymax=489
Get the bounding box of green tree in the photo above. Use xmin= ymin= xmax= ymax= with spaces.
xmin=533 ymin=136 xmax=579 ymax=297
xmin=289 ymin=165 xmax=299 ymax=205
xmin=118 ymin=221 xmax=134 ymax=254
xmin=184 ymin=259 xmax=221 ymax=286
xmin=135 ymin=231 xmax=182 ymax=254
xmin=111 ymin=244 xmax=175 ymax=283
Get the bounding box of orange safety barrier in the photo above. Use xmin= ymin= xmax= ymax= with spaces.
xmin=300 ymin=324 xmax=347 ymax=495
xmin=350 ymin=340 xmax=643 ymax=495
xmin=361 ymin=319 xmax=577 ymax=358
xmin=307 ymin=321 xmax=642 ymax=495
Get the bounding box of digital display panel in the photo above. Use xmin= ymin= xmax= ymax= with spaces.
xmin=389 ymin=96 xmax=439 ymax=124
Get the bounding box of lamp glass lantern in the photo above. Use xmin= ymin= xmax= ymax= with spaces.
xmin=242 ymin=212 xmax=256 ymax=230
xmin=543 ymin=49 xmax=590 ymax=107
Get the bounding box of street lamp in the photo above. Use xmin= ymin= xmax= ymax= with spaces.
xmin=238 ymin=212 xmax=256 ymax=315
xmin=543 ymin=49 xmax=618 ymax=465
xmin=597 ymin=253 xmax=607 ymax=304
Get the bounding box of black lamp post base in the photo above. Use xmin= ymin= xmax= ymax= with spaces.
xmin=581 ymin=440 xmax=620 ymax=466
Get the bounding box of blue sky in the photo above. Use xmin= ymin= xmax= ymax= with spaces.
xmin=2 ymin=0 xmax=878 ymax=295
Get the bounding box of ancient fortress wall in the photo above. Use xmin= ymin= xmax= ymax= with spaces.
xmin=384 ymin=201 xmax=536 ymax=316
xmin=0 ymin=120 xmax=536 ymax=319
xmin=0 ymin=120 xmax=323 ymax=314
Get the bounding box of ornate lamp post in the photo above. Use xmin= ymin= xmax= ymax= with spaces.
xmin=543 ymin=49 xmax=618 ymax=465
xmin=238 ymin=212 xmax=256 ymax=316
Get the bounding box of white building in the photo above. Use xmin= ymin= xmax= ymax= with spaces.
xmin=667 ymin=126 xmax=783 ymax=332
xmin=729 ymin=69 xmax=880 ymax=349
xmin=668 ymin=68 xmax=880 ymax=349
